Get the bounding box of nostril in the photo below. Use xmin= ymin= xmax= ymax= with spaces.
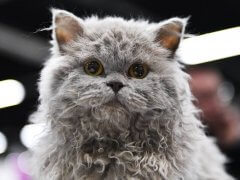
xmin=106 ymin=81 xmax=124 ymax=93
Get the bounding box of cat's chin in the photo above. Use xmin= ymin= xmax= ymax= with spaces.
xmin=91 ymin=101 xmax=131 ymax=129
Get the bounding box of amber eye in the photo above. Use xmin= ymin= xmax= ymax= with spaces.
xmin=84 ymin=59 xmax=104 ymax=76
xmin=128 ymin=63 xmax=149 ymax=79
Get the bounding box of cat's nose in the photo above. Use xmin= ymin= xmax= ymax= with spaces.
xmin=106 ymin=81 xmax=124 ymax=93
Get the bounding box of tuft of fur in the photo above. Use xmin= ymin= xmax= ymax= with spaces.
xmin=30 ymin=9 xmax=234 ymax=180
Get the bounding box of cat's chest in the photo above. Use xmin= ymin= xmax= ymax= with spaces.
xmin=72 ymin=151 xmax=172 ymax=180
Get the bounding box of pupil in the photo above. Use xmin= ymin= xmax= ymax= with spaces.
xmin=134 ymin=64 xmax=144 ymax=77
xmin=88 ymin=61 xmax=99 ymax=73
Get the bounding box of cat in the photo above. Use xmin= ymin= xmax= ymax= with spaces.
xmin=30 ymin=9 xmax=234 ymax=180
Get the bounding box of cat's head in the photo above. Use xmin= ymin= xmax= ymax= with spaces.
xmin=39 ymin=9 xmax=188 ymax=124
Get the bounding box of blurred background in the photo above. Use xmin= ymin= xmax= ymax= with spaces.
xmin=0 ymin=0 xmax=239 ymax=179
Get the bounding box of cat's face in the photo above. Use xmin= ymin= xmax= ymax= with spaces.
xmin=40 ymin=9 xmax=186 ymax=124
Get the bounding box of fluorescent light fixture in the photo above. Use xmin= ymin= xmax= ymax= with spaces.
xmin=179 ymin=27 xmax=240 ymax=65
xmin=20 ymin=123 xmax=46 ymax=149
xmin=0 ymin=79 xmax=25 ymax=109
xmin=0 ymin=131 xmax=7 ymax=154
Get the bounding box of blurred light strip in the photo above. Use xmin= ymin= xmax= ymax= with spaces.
xmin=0 ymin=23 xmax=50 ymax=65
xmin=0 ymin=131 xmax=7 ymax=154
xmin=20 ymin=123 xmax=46 ymax=149
xmin=0 ymin=79 xmax=25 ymax=109
xmin=179 ymin=27 xmax=240 ymax=65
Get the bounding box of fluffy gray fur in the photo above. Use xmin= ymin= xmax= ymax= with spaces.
xmin=30 ymin=9 xmax=234 ymax=180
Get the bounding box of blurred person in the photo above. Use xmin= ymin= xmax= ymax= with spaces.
xmin=189 ymin=67 xmax=240 ymax=179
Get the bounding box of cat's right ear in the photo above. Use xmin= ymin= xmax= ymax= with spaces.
xmin=153 ymin=17 xmax=188 ymax=55
xmin=51 ymin=9 xmax=84 ymax=52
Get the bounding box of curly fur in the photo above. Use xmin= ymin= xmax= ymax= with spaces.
xmin=30 ymin=9 xmax=234 ymax=180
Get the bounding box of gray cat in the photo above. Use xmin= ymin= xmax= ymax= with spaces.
xmin=30 ymin=9 xmax=234 ymax=180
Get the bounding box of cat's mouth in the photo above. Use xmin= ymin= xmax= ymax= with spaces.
xmin=104 ymin=96 xmax=124 ymax=108
xmin=100 ymin=92 xmax=148 ymax=113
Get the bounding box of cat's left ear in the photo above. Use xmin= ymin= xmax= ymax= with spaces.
xmin=51 ymin=9 xmax=84 ymax=51
xmin=154 ymin=17 xmax=187 ymax=54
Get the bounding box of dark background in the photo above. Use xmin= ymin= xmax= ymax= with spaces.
xmin=0 ymin=0 xmax=239 ymax=175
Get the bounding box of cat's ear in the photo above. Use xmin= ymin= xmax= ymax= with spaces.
xmin=154 ymin=17 xmax=187 ymax=54
xmin=51 ymin=9 xmax=84 ymax=51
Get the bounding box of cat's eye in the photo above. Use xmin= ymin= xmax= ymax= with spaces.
xmin=84 ymin=59 xmax=104 ymax=76
xmin=128 ymin=63 xmax=149 ymax=79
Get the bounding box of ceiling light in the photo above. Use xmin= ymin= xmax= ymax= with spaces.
xmin=20 ymin=123 xmax=47 ymax=149
xmin=179 ymin=27 xmax=240 ymax=65
xmin=0 ymin=131 xmax=7 ymax=154
xmin=0 ymin=79 xmax=25 ymax=109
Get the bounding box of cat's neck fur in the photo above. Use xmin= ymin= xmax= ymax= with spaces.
xmin=35 ymin=97 xmax=202 ymax=179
